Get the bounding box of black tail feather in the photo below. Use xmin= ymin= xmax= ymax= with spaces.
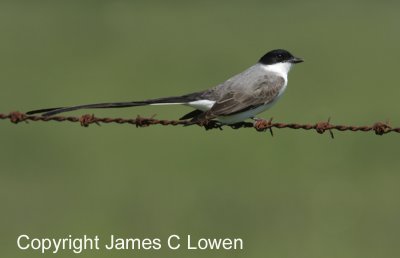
xmin=28 ymin=102 xmax=146 ymax=116
xmin=179 ymin=109 xmax=204 ymax=120
xmin=26 ymin=107 xmax=64 ymax=115
xmin=26 ymin=92 xmax=204 ymax=116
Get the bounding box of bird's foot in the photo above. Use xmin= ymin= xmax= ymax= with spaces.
xmin=229 ymin=121 xmax=253 ymax=129
xmin=199 ymin=119 xmax=224 ymax=131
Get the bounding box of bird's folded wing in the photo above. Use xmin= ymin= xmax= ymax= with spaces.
xmin=207 ymin=77 xmax=284 ymax=117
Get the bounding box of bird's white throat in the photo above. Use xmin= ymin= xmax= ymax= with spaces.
xmin=261 ymin=62 xmax=293 ymax=79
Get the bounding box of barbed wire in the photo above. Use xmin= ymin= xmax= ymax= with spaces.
xmin=1 ymin=111 xmax=399 ymax=138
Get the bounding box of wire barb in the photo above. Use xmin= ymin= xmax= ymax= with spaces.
xmin=1 ymin=111 xmax=399 ymax=136
xmin=79 ymin=114 xmax=98 ymax=127
xmin=8 ymin=111 xmax=27 ymax=124
xmin=254 ymin=118 xmax=274 ymax=136
xmin=314 ymin=117 xmax=334 ymax=138
xmin=372 ymin=122 xmax=392 ymax=135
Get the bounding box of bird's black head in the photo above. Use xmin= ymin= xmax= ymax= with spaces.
xmin=258 ymin=49 xmax=303 ymax=65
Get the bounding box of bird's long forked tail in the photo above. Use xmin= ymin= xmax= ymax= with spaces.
xmin=26 ymin=92 xmax=203 ymax=117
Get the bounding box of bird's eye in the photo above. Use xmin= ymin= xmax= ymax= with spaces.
xmin=277 ymin=54 xmax=283 ymax=58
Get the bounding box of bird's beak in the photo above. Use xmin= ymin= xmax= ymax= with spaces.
xmin=290 ymin=57 xmax=304 ymax=64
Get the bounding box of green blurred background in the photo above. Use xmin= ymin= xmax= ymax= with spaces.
xmin=1 ymin=0 xmax=400 ymax=257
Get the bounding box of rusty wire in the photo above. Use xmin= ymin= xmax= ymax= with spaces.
xmin=1 ymin=111 xmax=399 ymax=138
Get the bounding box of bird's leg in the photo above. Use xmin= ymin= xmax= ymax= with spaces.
xmin=201 ymin=119 xmax=224 ymax=131
xmin=229 ymin=121 xmax=253 ymax=129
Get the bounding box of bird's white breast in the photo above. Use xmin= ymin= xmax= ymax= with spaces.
xmin=261 ymin=62 xmax=292 ymax=82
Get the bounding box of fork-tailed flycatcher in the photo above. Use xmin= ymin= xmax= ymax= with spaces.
xmin=27 ymin=49 xmax=303 ymax=124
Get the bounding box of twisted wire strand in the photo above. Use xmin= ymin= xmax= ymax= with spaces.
xmin=1 ymin=111 xmax=399 ymax=137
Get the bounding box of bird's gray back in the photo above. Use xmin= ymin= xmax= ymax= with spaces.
xmin=201 ymin=64 xmax=283 ymax=101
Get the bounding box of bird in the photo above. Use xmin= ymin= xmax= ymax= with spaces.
xmin=27 ymin=49 xmax=303 ymax=124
